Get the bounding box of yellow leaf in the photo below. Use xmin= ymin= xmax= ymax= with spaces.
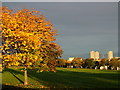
xmin=5 ymin=60 xmax=9 ymax=61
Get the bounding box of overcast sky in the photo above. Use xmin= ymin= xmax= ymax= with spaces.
xmin=2 ymin=2 xmax=118 ymax=59
xmin=2 ymin=0 xmax=120 ymax=2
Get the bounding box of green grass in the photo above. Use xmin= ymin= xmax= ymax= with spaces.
xmin=2 ymin=67 xmax=120 ymax=89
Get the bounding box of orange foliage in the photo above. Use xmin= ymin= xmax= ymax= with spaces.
xmin=1 ymin=7 xmax=63 ymax=72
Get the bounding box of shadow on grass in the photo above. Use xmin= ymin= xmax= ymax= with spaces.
xmin=4 ymin=68 xmax=24 ymax=84
xmin=2 ymin=68 xmax=120 ymax=88
xmin=27 ymin=68 xmax=120 ymax=88
xmin=2 ymin=84 xmax=37 ymax=90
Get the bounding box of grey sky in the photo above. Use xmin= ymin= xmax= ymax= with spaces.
xmin=2 ymin=2 xmax=118 ymax=59
xmin=2 ymin=0 xmax=120 ymax=2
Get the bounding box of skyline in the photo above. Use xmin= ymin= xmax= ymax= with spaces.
xmin=2 ymin=2 xmax=118 ymax=59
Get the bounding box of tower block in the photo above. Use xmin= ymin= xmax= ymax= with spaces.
xmin=90 ymin=51 xmax=100 ymax=60
xmin=108 ymin=51 xmax=113 ymax=60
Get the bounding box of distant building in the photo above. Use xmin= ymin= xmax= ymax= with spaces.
xmin=108 ymin=51 xmax=113 ymax=60
xmin=90 ymin=51 xmax=100 ymax=60
xmin=90 ymin=51 xmax=95 ymax=59
xmin=95 ymin=51 xmax=100 ymax=60
xmin=68 ymin=57 xmax=74 ymax=61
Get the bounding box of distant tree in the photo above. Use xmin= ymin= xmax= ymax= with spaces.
xmin=94 ymin=61 xmax=100 ymax=69
xmin=100 ymin=58 xmax=108 ymax=66
xmin=81 ymin=59 xmax=85 ymax=68
xmin=84 ymin=58 xmax=95 ymax=69
xmin=109 ymin=58 xmax=118 ymax=70
xmin=99 ymin=58 xmax=109 ymax=70
xmin=72 ymin=58 xmax=83 ymax=68
xmin=56 ymin=58 xmax=66 ymax=67
xmin=94 ymin=61 xmax=99 ymax=66
xmin=66 ymin=60 xmax=72 ymax=68
xmin=117 ymin=60 xmax=120 ymax=67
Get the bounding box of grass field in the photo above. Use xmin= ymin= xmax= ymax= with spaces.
xmin=2 ymin=67 xmax=120 ymax=89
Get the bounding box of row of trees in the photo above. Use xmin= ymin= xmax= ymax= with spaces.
xmin=56 ymin=58 xmax=120 ymax=70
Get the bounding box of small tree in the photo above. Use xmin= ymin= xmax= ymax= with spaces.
xmin=72 ymin=58 xmax=83 ymax=68
xmin=100 ymin=58 xmax=109 ymax=66
xmin=56 ymin=58 xmax=66 ymax=67
xmin=94 ymin=61 xmax=100 ymax=69
xmin=99 ymin=58 xmax=109 ymax=70
xmin=66 ymin=60 xmax=72 ymax=68
xmin=117 ymin=60 xmax=120 ymax=68
xmin=84 ymin=58 xmax=95 ymax=69
xmin=109 ymin=58 xmax=118 ymax=70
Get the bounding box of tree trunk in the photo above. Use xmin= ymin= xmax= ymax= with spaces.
xmin=24 ymin=67 xmax=28 ymax=85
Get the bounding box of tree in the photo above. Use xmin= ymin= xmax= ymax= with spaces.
xmin=94 ymin=61 xmax=99 ymax=66
xmin=72 ymin=58 xmax=83 ymax=68
xmin=100 ymin=58 xmax=109 ymax=66
xmin=117 ymin=60 xmax=120 ymax=68
xmin=1 ymin=7 xmax=62 ymax=85
xmin=66 ymin=60 xmax=72 ymax=68
xmin=84 ymin=58 xmax=95 ymax=69
xmin=99 ymin=58 xmax=109 ymax=70
xmin=94 ymin=61 xmax=100 ymax=69
xmin=109 ymin=58 xmax=118 ymax=70
xmin=56 ymin=58 xmax=66 ymax=67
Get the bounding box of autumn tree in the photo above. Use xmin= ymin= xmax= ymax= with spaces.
xmin=84 ymin=58 xmax=95 ymax=69
xmin=66 ymin=60 xmax=72 ymax=68
xmin=94 ymin=61 xmax=100 ymax=69
xmin=100 ymin=58 xmax=109 ymax=66
xmin=71 ymin=58 xmax=83 ymax=68
xmin=109 ymin=58 xmax=119 ymax=70
xmin=56 ymin=58 xmax=66 ymax=67
xmin=1 ymin=7 xmax=62 ymax=85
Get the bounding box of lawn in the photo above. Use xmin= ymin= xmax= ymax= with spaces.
xmin=2 ymin=67 xmax=120 ymax=89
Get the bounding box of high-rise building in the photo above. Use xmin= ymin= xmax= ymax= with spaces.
xmin=90 ymin=51 xmax=100 ymax=60
xmin=95 ymin=51 xmax=99 ymax=60
xmin=108 ymin=51 xmax=113 ymax=60
xmin=90 ymin=51 xmax=95 ymax=59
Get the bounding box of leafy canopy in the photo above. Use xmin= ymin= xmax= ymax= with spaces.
xmin=1 ymin=7 xmax=62 ymax=72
